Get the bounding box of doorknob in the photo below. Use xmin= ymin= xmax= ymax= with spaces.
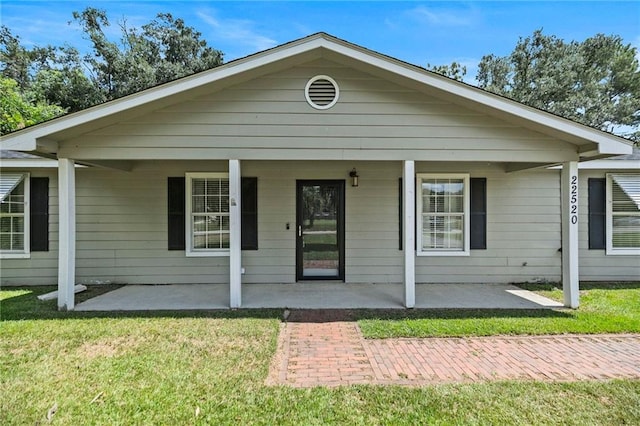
xmin=298 ymin=226 xmax=302 ymax=237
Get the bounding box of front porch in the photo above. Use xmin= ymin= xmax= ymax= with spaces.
xmin=75 ymin=283 xmax=562 ymax=311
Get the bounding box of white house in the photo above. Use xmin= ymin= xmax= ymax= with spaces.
xmin=1 ymin=33 xmax=637 ymax=310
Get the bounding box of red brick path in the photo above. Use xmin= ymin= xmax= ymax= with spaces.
xmin=267 ymin=320 xmax=640 ymax=387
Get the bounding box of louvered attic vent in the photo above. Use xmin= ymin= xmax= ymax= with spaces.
xmin=305 ymin=75 xmax=339 ymax=109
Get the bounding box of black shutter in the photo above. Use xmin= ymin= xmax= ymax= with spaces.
xmin=470 ymin=178 xmax=487 ymax=250
xmin=241 ymin=177 xmax=258 ymax=250
xmin=30 ymin=177 xmax=49 ymax=252
xmin=588 ymin=178 xmax=606 ymax=249
xmin=167 ymin=177 xmax=186 ymax=250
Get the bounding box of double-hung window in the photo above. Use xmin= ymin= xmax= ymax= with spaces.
xmin=0 ymin=173 xmax=30 ymax=258
xmin=417 ymin=174 xmax=470 ymax=256
xmin=606 ymin=173 xmax=640 ymax=255
xmin=186 ymin=173 xmax=230 ymax=256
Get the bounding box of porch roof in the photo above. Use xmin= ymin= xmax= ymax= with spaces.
xmin=0 ymin=33 xmax=633 ymax=162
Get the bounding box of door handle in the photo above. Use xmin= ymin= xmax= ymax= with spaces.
xmin=298 ymin=226 xmax=302 ymax=237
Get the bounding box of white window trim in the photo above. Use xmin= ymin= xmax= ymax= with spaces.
xmin=606 ymin=173 xmax=640 ymax=256
xmin=185 ymin=172 xmax=230 ymax=257
xmin=417 ymin=173 xmax=470 ymax=257
xmin=0 ymin=173 xmax=30 ymax=259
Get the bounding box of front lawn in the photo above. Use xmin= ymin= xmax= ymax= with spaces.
xmin=358 ymin=282 xmax=640 ymax=338
xmin=1 ymin=285 xmax=639 ymax=425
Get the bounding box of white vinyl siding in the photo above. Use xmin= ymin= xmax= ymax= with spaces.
xmin=606 ymin=173 xmax=640 ymax=255
xmin=0 ymin=173 xmax=30 ymax=258
xmin=417 ymin=174 xmax=470 ymax=256
xmin=186 ymin=173 xmax=230 ymax=257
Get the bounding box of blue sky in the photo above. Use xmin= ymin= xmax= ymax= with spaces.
xmin=1 ymin=1 xmax=639 ymax=83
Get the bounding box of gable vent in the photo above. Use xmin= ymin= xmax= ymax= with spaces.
xmin=305 ymin=75 xmax=339 ymax=110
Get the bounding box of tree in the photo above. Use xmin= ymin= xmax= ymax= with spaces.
xmin=1 ymin=8 xmax=224 ymax=124
xmin=0 ymin=26 xmax=31 ymax=87
xmin=477 ymin=30 xmax=640 ymax=140
xmin=72 ymin=8 xmax=223 ymax=100
xmin=0 ymin=77 xmax=65 ymax=134
xmin=427 ymin=61 xmax=467 ymax=81
xmin=1 ymin=25 xmax=103 ymax=112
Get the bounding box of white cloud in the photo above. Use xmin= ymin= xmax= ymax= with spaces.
xmin=196 ymin=10 xmax=278 ymax=54
xmin=409 ymin=5 xmax=475 ymax=27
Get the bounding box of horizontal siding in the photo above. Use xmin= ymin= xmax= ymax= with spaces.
xmin=415 ymin=165 xmax=562 ymax=283
xmin=60 ymin=59 xmax=576 ymax=161
xmin=578 ymin=169 xmax=640 ymax=281
xmin=3 ymin=163 xmax=637 ymax=287
xmin=1 ymin=169 xmax=59 ymax=285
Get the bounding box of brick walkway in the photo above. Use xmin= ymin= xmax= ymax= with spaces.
xmin=267 ymin=319 xmax=640 ymax=387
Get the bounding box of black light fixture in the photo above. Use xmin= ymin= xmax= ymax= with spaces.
xmin=349 ymin=168 xmax=359 ymax=187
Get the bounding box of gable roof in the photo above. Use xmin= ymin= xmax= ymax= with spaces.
xmin=0 ymin=32 xmax=633 ymax=158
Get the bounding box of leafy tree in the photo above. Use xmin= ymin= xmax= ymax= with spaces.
xmin=1 ymin=26 xmax=103 ymax=112
xmin=72 ymin=8 xmax=223 ymax=100
xmin=1 ymin=7 xmax=223 ymax=125
xmin=477 ymin=30 xmax=640 ymax=140
xmin=0 ymin=77 xmax=65 ymax=134
xmin=427 ymin=61 xmax=467 ymax=81
xmin=0 ymin=26 xmax=30 ymax=87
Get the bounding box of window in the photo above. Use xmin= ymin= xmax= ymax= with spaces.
xmin=186 ymin=173 xmax=230 ymax=256
xmin=417 ymin=174 xmax=470 ymax=256
xmin=0 ymin=173 xmax=30 ymax=258
xmin=606 ymin=173 xmax=640 ymax=255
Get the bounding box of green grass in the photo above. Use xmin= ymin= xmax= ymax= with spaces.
xmin=1 ymin=285 xmax=639 ymax=424
xmin=358 ymin=282 xmax=640 ymax=338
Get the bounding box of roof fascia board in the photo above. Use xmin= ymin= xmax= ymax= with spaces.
xmin=0 ymin=158 xmax=59 ymax=168
xmin=0 ymin=36 xmax=327 ymax=151
xmin=0 ymin=33 xmax=632 ymax=156
xmin=575 ymin=159 xmax=640 ymax=170
xmin=320 ymin=37 xmax=632 ymax=155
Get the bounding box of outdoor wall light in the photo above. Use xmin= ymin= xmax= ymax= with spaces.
xmin=349 ymin=168 xmax=359 ymax=187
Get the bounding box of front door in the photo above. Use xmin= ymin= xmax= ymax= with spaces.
xmin=296 ymin=180 xmax=345 ymax=281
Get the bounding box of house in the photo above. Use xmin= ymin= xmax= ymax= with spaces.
xmin=575 ymin=148 xmax=639 ymax=279
xmin=1 ymin=33 xmax=637 ymax=311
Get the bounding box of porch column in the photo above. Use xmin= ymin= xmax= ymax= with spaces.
xmin=57 ymin=158 xmax=76 ymax=311
xmin=561 ymin=161 xmax=579 ymax=308
xmin=229 ymin=159 xmax=242 ymax=308
xmin=403 ymin=160 xmax=416 ymax=308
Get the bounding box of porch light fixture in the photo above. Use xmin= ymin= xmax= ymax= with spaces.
xmin=349 ymin=168 xmax=359 ymax=187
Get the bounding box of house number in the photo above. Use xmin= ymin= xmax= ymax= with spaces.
xmin=570 ymin=175 xmax=578 ymax=225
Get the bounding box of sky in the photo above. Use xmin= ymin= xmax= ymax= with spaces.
xmin=1 ymin=1 xmax=639 ymax=83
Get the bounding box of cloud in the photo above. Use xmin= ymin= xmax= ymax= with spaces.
xmin=409 ymin=5 xmax=476 ymax=27
xmin=196 ymin=10 xmax=278 ymax=54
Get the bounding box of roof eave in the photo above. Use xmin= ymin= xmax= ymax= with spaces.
xmin=0 ymin=32 xmax=633 ymax=156
xmin=317 ymin=36 xmax=633 ymax=156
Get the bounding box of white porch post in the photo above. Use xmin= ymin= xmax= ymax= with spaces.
xmin=57 ymin=158 xmax=76 ymax=311
xmin=561 ymin=161 xmax=579 ymax=308
xmin=403 ymin=160 xmax=416 ymax=308
xmin=229 ymin=159 xmax=242 ymax=308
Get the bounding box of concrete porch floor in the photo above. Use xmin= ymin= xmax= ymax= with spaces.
xmin=75 ymin=283 xmax=563 ymax=311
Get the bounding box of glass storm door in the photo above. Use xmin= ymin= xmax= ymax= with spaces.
xmin=296 ymin=180 xmax=345 ymax=281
